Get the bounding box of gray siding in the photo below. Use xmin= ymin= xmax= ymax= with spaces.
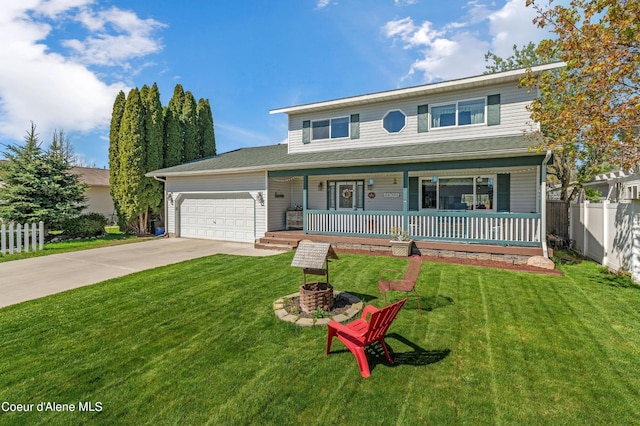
xmin=267 ymin=177 xmax=302 ymax=231
xmin=511 ymin=169 xmax=538 ymax=213
xmin=287 ymin=83 xmax=535 ymax=154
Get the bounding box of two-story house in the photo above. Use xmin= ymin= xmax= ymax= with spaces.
xmin=147 ymin=63 xmax=561 ymax=261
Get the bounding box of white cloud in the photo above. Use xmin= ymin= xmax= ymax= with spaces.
xmin=487 ymin=0 xmax=541 ymax=58
xmin=395 ymin=0 xmax=418 ymax=5
xmin=384 ymin=0 xmax=547 ymax=83
xmin=0 ymin=2 xmax=163 ymax=142
xmin=316 ymin=0 xmax=331 ymax=9
xmin=64 ymin=7 xmax=165 ymax=66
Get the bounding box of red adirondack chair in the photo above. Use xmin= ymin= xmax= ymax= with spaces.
xmin=377 ymin=255 xmax=422 ymax=313
xmin=326 ymin=298 xmax=407 ymax=378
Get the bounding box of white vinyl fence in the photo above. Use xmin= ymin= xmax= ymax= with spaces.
xmin=570 ymin=201 xmax=640 ymax=283
xmin=1 ymin=221 xmax=45 ymax=255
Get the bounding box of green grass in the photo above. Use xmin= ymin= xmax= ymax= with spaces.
xmin=0 ymin=231 xmax=146 ymax=263
xmin=1 ymin=253 xmax=639 ymax=424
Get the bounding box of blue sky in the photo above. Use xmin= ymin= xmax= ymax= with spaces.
xmin=0 ymin=0 xmax=551 ymax=168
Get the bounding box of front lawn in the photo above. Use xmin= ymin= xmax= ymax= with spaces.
xmin=0 ymin=253 xmax=639 ymax=424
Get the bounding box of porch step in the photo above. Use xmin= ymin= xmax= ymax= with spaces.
xmin=255 ymin=236 xmax=301 ymax=251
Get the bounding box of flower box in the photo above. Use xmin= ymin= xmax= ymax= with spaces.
xmin=390 ymin=240 xmax=413 ymax=257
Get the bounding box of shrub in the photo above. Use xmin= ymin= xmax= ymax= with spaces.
xmin=62 ymin=213 xmax=107 ymax=238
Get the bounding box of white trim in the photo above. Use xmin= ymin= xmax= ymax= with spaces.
xmin=270 ymin=63 xmax=564 ymax=115
xmin=430 ymin=97 xmax=486 ymax=130
xmin=381 ymin=109 xmax=407 ymax=134
xmin=311 ymin=116 xmax=350 ymax=141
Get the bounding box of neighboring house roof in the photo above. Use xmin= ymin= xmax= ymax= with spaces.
xmin=147 ymin=135 xmax=542 ymax=178
xmin=270 ymin=63 xmax=564 ymax=116
xmin=70 ymin=167 xmax=110 ymax=187
xmin=0 ymin=161 xmax=110 ymax=187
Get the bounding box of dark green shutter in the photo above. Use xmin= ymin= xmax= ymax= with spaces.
xmin=408 ymin=177 xmax=419 ymax=211
xmin=302 ymin=120 xmax=310 ymax=144
xmin=350 ymin=114 xmax=360 ymax=139
xmin=487 ymin=94 xmax=500 ymax=126
xmin=497 ymin=173 xmax=510 ymax=212
xmin=417 ymin=104 xmax=429 ymax=133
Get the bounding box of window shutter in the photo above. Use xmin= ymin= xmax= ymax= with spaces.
xmin=417 ymin=104 xmax=429 ymax=133
xmin=487 ymin=94 xmax=500 ymax=126
xmin=350 ymin=114 xmax=360 ymax=139
xmin=497 ymin=173 xmax=510 ymax=212
xmin=302 ymin=120 xmax=311 ymax=144
xmin=408 ymin=177 xmax=419 ymax=211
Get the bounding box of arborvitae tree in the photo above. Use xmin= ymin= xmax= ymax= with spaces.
xmin=0 ymin=123 xmax=86 ymax=230
xmin=116 ymin=88 xmax=147 ymax=232
xmin=197 ymin=98 xmax=216 ymax=158
xmin=163 ymin=84 xmax=185 ymax=167
xmin=143 ymin=83 xmax=164 ymax=217
xmin=109 ymin=90 xmax=126 ymax=226
xmin=181 ymin=91 xmax=198 ymax=162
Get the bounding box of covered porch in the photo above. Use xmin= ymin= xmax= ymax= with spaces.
xmin=267 ymin=154 xmax=549 ymax=251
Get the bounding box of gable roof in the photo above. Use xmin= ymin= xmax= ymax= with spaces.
xmin=270 ymin=63 xmax=564 ymax=116
xmin=0 ymin=160 xmax=109 ymax=187
xmin=147 ymin=135 xmax=541 ymax=178
xmin=70 ymin=167 xmax=110 ymax=186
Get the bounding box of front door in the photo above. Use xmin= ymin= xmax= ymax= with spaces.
xmin=337 ymin=182 xmax=356 ymax=210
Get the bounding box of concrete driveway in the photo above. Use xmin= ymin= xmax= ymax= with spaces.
xmin=0 ymin=238 xmax=284 ymax=309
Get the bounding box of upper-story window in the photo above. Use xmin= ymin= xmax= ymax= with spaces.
xmin=312 ymin=117 xmax=349 ymax=140
xmin=431 ymin=98 xmax=486 ymax=129
xmin=383 ymin=110 xmax=406 ymax=133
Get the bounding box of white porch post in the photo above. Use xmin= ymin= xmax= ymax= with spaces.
xmin=303 ymin=175 xmax=308 ymax=233
xmin=541 ymin=150 xmax=551 ymax=258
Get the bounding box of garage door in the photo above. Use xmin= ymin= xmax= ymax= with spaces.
xmin=179 ymin=195 xmax=255 ymax=242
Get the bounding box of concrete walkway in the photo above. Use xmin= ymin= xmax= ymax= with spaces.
xmin=0 ymin=238 xmax=284 ymax=309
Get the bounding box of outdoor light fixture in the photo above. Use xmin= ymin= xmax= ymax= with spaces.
xmin=167 ymin=192 xmax=173 ymax=204
xmin=257 ymin=192 xmax=265 ymax=206
xmin=318 ymin=181 xmax=324 ymax=191
xmin=368 ymin=178 xmax=374 ymax=190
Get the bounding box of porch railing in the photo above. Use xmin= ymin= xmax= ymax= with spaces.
xmin=305 ymin=210 xmax=541 ymax=245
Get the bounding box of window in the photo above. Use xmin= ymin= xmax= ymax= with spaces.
xmin=312 ymin=117 xmax=349 ymax=140
xmin=431 ymin=104 xmax=456 ymax=128
xmin=431 ymin=98 xmax=486 ymax=129
xmin=421 ymin=176 xmax=494 ymax=211
xmin=383 ymin=110 xmax=406 ymax=133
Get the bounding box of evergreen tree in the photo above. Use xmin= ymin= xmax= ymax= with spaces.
xmin=181 ymin=91 xmax=198 ymax=162
xmin=197 ymin=98 xmax=216 ymax=158
xmin=116 ymin=88 xmax=147 ymax=232
xmin=109 ymin=90 xmax=126 ymax=226
xmin=163 ymin=84 xmax=185 ymax=167
xmin=0 ymin=123 xmax=86 ymax=230
xmin=42 ymin=130 xmax=87 ymax=229
xmin=143 ymin=83 xmax=164 ymax=217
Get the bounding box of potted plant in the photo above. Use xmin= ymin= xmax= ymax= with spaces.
xmin=389 ymin=226 xmax=413 ymax=257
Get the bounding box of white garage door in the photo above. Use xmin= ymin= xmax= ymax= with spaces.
xmin=179 ymin=195 xmax=255 ymax=243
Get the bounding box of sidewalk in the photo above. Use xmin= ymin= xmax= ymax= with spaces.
xmin=0 ymin=238 xmax=283 ymax=308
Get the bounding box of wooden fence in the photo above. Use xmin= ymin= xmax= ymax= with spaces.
xmin=1 ymin=222 xmax=45 ymax=255
xmin=547 ymin=200 xmax=570 ymax=239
